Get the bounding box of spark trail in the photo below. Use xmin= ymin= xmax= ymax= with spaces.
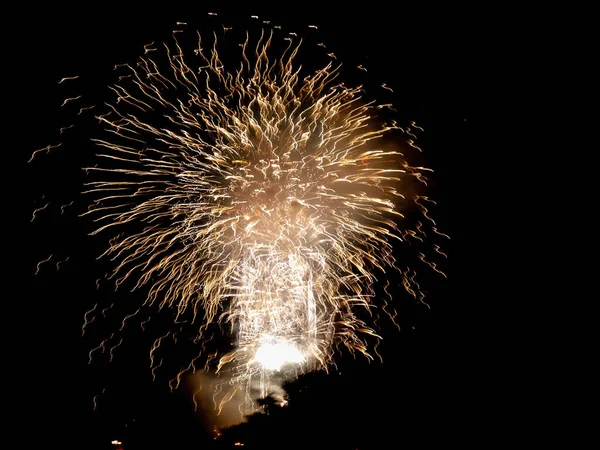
xmin=42 ymin=22 xmax=446 ymax=412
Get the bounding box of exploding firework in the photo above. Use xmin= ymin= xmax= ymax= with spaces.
xmin=33 ymin=19 xmax=447 ymax=416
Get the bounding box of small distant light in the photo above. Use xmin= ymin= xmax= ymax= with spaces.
xmin=111 ymin=440 xmax=122 ymax=445
xmin=234 ymin=442 xmax=245 ymax=446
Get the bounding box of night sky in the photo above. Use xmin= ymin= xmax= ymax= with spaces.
xmin=21 ymin=4 xmax=479 ymax=450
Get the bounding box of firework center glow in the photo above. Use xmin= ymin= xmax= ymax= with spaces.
xmin=253 ymin=339 xmax=305 ymax=371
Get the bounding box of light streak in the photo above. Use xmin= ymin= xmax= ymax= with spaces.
xmin=60 ymin=201 xmax=74 ymax=214
xmin=60 ymin=124 xmax=74 ymax=134
xmin=30 ymin=202 xmax=49 ymax=222
xmin=56 ymin=256 xmax=70 ymax=271
xmin=28 ymin=143 xmax=62 ymax=163
xmin=109 ymin=337 xmax=123 ymax=362
xmin=34 ymin=254 xmax=53 ymax=275
xmin=40 ymin=23 xmax=446 ymax=411
xmin=78 ymin=105 xmax=96 ymax=115
xmin=58 ymin=75 xmax=80 ymax=84
xmin=82 ymin=303 xmax=98 ymax=335
xmin=61 ymin=95 xmax=82 ymax=106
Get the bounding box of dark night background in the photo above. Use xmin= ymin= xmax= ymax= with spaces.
xmin=18 ymin=3 xmax=486 ymax=450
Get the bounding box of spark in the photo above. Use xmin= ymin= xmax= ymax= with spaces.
xmin=30 ymin=202 xmax=49 ymax=222
xmin=120 ymin=308 xmax=140 ymax=331
xmin=34 ymin=254 xmax=53 ymax=275
xmin=109 ymin=338 xmax=123 ymax=362
xmin=433 ymin=227 xmax=450 ymax=240
xmin=152 ymin=358 xmax=164 ymax=381
xmin=78 ymin=105 xmax=96 ymax=115
xmin=357 ymin=64 xmax=367 ymax=72
xmin=47 ymin=26 xmax=446 ymax=407
xmin=415 ymin=196 xmax=436 ymax=223
xmin=82 ymin=303 xmax=98 ymax=335
xmin=308 ymin=25 xmax=318 ymax=29
xmin=150 ymin=332 xmax=170 ymax=375
xmin=433 ymin=244 xmax=448 ymax=258
xmin=102 ymin=304 xmax=114 ymax=317
xmin=192 ymin=383 xmax=203 ymax=411
xmin=61 ymin=95 xmax=82 ymax=106
xmin=407 ymin=139 xmax=422 ymax=152
xmin=418 ymin=252 xmax=447 ymax=278
xmin=144 ymin=42 xmax=157 ymax=53
xmin=56 ymin=256 xmax=70 ymax=271
xmin=140 ymin=316 xmax=151 ymax=331
xmin=60 ymin=124 xmax=74 ymax=134
xmin=28 ymin=143 xmax=62 ymax=163
xmin=376 ymin=103 xmax=397 ymax=112
xmin=58 ymin=75 xmax=80 ymax=84
xmin=88 ymin=333 xmax=115 ymax=363
xmin=410 ymin=120 xmax=424 ymax=131
xmin=60 ymin=201 xmax=74 ymax=214
xmin=208 ymin=12 xmax=217 ymax=16
xmin=381 ymin=83 xmax=393 ymax=92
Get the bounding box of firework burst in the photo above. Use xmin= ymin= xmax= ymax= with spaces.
xmin=34 ymin=21 xmax=446 ymax=414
